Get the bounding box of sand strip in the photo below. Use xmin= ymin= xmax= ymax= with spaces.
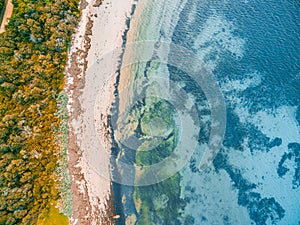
xmin=0 ymin=0 xmax=13 ymax=33
xmin=65 ymin=0 xmax=135 ymax=224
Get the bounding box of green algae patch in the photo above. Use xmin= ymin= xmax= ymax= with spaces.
xmin=136 ymin=99 xmax=178 ymax=166
xmin=134 ymin=174 xmax=185 ymax=225
xmin=140 ymin=100 xmax=175 ymax=137
xmin=133 ymin=97 xmax=184 ymax=224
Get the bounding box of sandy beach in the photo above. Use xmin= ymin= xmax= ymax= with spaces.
xmin=0 ymin=0 xmax=13 ymax=33
xmin=65 ymin=0 xmax=135 ymax=224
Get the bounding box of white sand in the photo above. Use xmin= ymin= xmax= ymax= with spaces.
xmin=65 ymin=0 xmax=135 ymax=224
xmin=0 ymin=0 xmax=13 ymax=33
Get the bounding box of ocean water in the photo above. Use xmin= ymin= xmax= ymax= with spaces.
xmin=112 ymin=0 xmax=300 ymax=224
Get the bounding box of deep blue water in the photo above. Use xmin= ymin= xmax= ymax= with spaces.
xmin=174 ymin=0 xmax=300 ymax=109
xmin=170 ymin=0 xmax=300 ymax=224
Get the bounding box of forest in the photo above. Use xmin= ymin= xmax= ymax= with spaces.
xmin=0 ymin=0 xmax=4 ymax=10
xmin=0 ymin=0 xmax=79 ymax=224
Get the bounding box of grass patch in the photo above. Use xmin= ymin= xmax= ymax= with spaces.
xmin=55 ymin=92 xmax=73 ymax=217
xmin=37 ymin=204 xmax=69 ymax=225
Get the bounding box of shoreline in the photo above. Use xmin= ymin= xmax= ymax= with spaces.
xmin=65 ymin=1 xmax=99 ymax=224
xmin=65 ymin=0 xmax=136 ymax=224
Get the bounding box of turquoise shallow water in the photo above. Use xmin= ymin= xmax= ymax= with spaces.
xmin=111 ymin=0 xmax=300 ymax=224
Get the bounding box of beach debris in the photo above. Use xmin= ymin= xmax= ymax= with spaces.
xmin=112 ymin=215 xmax=121 ymax=219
